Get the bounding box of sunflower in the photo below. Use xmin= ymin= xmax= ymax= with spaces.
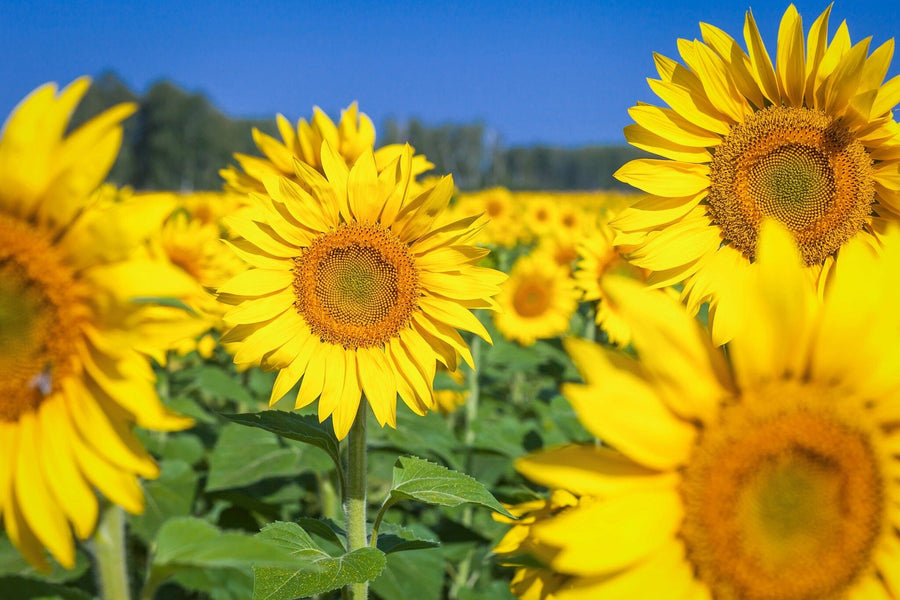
xmin=154 ymin=206 xmax=247 ymax=357
xmin=493 ymin=253 xmax=579 ymax=347
xmin=218 ymin=143 xmax=504 ymax=439
xmin=452 ymin=188 xmax=524 ymax=247
xmin=220 ymin=102 xmax=433 ymax=196
xmin=573 ymin=220 xmax=649 ymax=347
xmin=504 ymin=222 xmax=900 ymax=600
xmin=612 ymin=5 xmax=900 ymax=343
xmin=522 ymin=193 xmax=560 ymax=240
xmin=0 ymin=79 xmax=196 ymax=570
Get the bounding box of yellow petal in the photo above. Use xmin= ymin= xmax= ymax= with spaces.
xmin=602 ymin=276 xmax=730 ymax=422
xmin=729 ymin=221 xmax=816 ymax=388
xmin=357 ymin=347 xmax=398 ymax=428
xmin=531 ymin=489 xmax=683 ymax=576
xmin=647 ymin=79 xmax=731 ymax=136
xmin=614 ymin=159 xmax=709 ymax=197
xmin=15 ymin=412 xmax=75 ymax=568
xmin=331 ymin=351 xmax=362 ymax=440
xmin=744 ymin=8 xmax=781 ymax=103
xmin=627 ymin=104 xmax=721 ymax=147
xmin=515 ymin=444 xmax=679 ymax=497
xmin=775 ymin=5 xmax=806 ymax=107
xmin=218 ymin=268 xmax=293 ymax=298
xmin=624 ymin=123 xmax=712 ymax=163
xmin=554 ymin=540 xmax=694 ymax=600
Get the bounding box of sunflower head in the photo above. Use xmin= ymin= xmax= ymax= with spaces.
xmin=0 ymin=79 xmax=196 ymax=570
xmin=219 ymin=140 xmax=504 ymax=438
xmin=612 ymin=4 xmax=900 ymax=342
xmin=220 ymin=102 xmax=434 ymax=196
xmin=503 ymin=222 xmax=900 ymax=600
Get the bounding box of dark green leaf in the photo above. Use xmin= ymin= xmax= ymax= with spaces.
xmin=172 ymin=566 xmax=254 ymax=600
xmin=253 ymin=522 xmax=386 ymax=599
xmin=370 ymin=548 xmax=443 ymax=600
xmin=154 ymin=517 xmax=299 ymax=569
xmin=222 ymin=411 xmax=340 ymax=472
xmin=375 ymin=523 xmax=439 ymax=555
xmin=206 ymin=424 xmax=303 ymax=492
xmin=388 ymin=456 xmax=513 ymax=518
xmin=295 ymin=518 xmax=345 ymax=554
xmin=130 ymin=460 xmax=199 ymax=542
xmin=0 ymin=576 xmax=92 ymax=599
xmin=0 ymin=536 xmax=88 ymax=583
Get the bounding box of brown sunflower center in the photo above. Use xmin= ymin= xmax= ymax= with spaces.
xmin=680 ymin=382 xmax=885 ymax=600
xmin=513 ymin=280 xmax=551 ymax=317
xmin=292 ymin=222 xmax=419 ymax=349
xmin=707 ymin=105 xmax=873 ymax=265
xmin=0 ymin=214 xmax=83 ymax=421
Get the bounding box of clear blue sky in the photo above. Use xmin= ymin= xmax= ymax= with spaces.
xmin=1 ymin=0 xmax=898 ymax=146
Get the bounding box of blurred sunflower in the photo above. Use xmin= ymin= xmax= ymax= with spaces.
xmin=522 ymin=193 xmax=560 ymax=240
xmin=219 ymin=143 xmax=504 ymax=439
xmin=494 ymin=253 xmax=579 ymax=346
xmin=508 ymin=223 xmax=900 ymax=599
xmin=155 ymin=206 xmax=247 ymax=357
xmin=573 ymin=221 xmax=649 ymax=347
xmin=613 ymin=5 xmax=900 ymax=342
xmin=453 ymin=188 xmax=523 ymax=247
xmin=0 ymin=79 xmax=195 ymax=569
xmin=220 ymin=102 xmax=433 ymax=195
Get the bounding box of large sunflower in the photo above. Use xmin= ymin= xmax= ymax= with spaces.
xmin=0 ymin=79 xmax=196 ymax=569
xmin=502 ymin=223 xmax=900 ymax=599
xmin=612 ymin=5 xmax=900 ymax=343
xmin=219 ymin=143 xmax=504 ymax=439
xmin=220 ymin=102 xmax=433 ymax=195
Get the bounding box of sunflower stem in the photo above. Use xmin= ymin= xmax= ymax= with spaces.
xmin=345 ymin=397 xmax=369 ymax=600
xmin=93 ymin=504 xmax=131 ymax=600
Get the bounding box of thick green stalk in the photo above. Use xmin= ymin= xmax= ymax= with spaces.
xmin=345 ymin=398 xmax=369 ymax=600
xmin=93 ymin=504 xmax=131 ymax=600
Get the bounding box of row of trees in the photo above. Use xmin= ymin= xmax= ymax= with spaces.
xmin=71 ymin=72 xmax=646 ymax=191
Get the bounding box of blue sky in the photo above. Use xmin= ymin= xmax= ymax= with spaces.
xmin=1 ymin=0 xmax=898 ymax=146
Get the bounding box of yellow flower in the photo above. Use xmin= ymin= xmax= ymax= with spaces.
xmin=494 ymin=253 xmax=579 ymax=346
xmin=612 ymin=5 xmax=900 ymax=343
xmin=0 ymin=79 xmax=195 ymax=570
xmin=220 ymin=102 xmax=433 ymax=195
xmin=509 ymin=223 xmax=900 ymax=599
xmin=573 ymin=220 xmax=649 ymax=347
xmin=219 ymin=143 xmax=505 ymax=439
xmin=493 ymin=490 xmax=579 ymax=600
xmin=452 ymin=188 xmax=524 ymax=247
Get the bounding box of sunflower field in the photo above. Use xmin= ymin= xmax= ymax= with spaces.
xmin=3 ymin=5 xmax=900 ymax=600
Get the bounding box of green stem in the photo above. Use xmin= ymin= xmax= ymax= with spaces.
xmin=345 ymin=398 xmax=369 ymax=600
xmin=583 ymin=304 xmax=597 ymax=342
xmin=93 ymin=504 xmax=131 ymax=600
xmin=451 ymin=335 xmax=482 ymax=599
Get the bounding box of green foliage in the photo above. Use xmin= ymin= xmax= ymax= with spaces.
xmin=384 ymin=456 xmax=513 ymax=518
xmin=253 ymin=522 xmax=386 ymax=600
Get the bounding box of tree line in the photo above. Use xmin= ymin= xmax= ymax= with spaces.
xmin=71 ymin=72 xmax=647 ymax=192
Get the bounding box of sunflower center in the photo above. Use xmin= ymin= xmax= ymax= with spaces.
xmin=0 ymin=214 xmax=83 ymax=421
xmin=513 ymin=281 xmax=551 ymax=317
xmin=680 ymin=382 xmax=885 ymax=600
xmin=292 ymin=222 xmax=419 ymax=349
xmin=707 ymin=105 xmax=873 ymax=265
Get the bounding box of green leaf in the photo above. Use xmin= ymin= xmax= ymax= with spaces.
xmin=172 ymin=566 xmax=254 ymax=600
xmin=0 ymin=536 xmax=89 ymax=583
xmin=130 ymin=459 xmax=199 ymax=542
xmin=253 ymin=522 xmax=386 ymax=599
xmin=0 ymin=576 xmax=92 ymax=600
xmin=180 ymin=365 xmax=254 ymax=404
xmin=222 ymin=411 xmax=341 ymax=472
xmin=375 ymin=523 xmax=439 ymax=555
xmin=295 ymin=518 xmax=345 ymax=554
xmin=370 ymin=548 xmax=444 ymax=600
xmin=206 ymin=423 xmax=304 ymax=492
xmin=153 ymin=517 xmax=299 ymax=569
xmin=388 ymin=456 xmax=513 ymax=518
